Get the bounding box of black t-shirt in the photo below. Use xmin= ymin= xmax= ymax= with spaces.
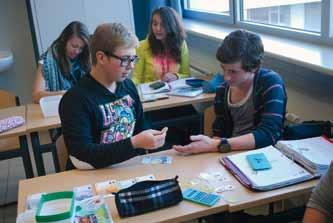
xmin=59 ymin=74 xmax=147 ymax=169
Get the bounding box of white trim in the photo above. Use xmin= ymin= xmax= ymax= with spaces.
xmin=183 ymin=0 xmax=333 ymax=46
xmin=29 ymin=0 xmax=43 ymax=55
xmin=243 ymin=0 xmax=321 ymax=9
xmin=325 ymin=0 xmax=333 ymax=37
xmin=321 ymin=0 xmax=329 ymax=39
xmin=184 ymin=19 xmax=333 ymax=75
xmin=183 ymin=0 xmax=234 ymax=24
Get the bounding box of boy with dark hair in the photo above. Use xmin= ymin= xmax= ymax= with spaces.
xmin=173 ymin=29 xmax=287 ymax=154
xmin=59 ymin=23 xmax=167 ymax=169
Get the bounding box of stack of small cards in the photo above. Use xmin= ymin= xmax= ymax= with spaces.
xmin=73 ymin=184 xmax=94 ymax=201
xmin=142 ymin=155 xmax=172 ymax=164
xmin=95 ymin=174 xmax=156 ymax=195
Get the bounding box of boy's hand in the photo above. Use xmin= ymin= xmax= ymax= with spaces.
xmin=131 ymin=127 xmax=168 ymax=149
xmin=173 ymin=135 xmax=219 ymax=154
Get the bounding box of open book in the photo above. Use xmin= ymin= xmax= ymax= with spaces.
xmin=275 ymin=136 xmax=333 ymax=176
xmin=220 ymin=146 xmax=314 ymax=191
xmin=138 ymin=78 xmax=203 ymax=98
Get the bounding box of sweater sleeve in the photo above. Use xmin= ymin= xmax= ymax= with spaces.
xmin=177 ymin=41 xmax=190 ymax=79
xmin=253 ymin=73 xmax=287 ymax=148
xmin=307 ymin=163 xmax=333 ymax=217
xmin=59 ymin=91 xmax=139 ymax=169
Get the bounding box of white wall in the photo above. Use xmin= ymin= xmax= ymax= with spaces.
xmin=0 ymin=0 xmax=37 ymax=205
xmin=30 ymin=0 xmax=135 ymax=55
xmin=187 ymin=34 xmax=333 ymax=121
xmin=0 ymin=0 xmax=36 ymax=103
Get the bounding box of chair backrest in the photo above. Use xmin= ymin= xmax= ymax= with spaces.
xmin=55 ymin=135 xmax=69 ymax=172
xmin=204 ymin=105 xmax=215 ymax=136
xmin=0 ymin=90 xmax=19 ymax=109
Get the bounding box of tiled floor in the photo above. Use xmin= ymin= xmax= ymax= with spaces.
xmin=0 ymin=151 xmax=55 ymax=222
xmin=0 ymin=130 xmax=56 ymax=222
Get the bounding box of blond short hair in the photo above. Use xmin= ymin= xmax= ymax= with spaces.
xmin=91 ymin=23 xmax=138 ymax=65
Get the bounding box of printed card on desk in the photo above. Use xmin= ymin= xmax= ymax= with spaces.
xmin=95 ymin=175 xmax=155 ymax=196
xmin=74 ymin=184 xmax=94 ymax=201
xmin=74 ymin=196 xmax=113 ymax=223
xmin=95 ymin=180 xmax=118 ymax=195
xmin=117 ymin=178 xmax=136 ymax=190
xmin=142 ymin=155 xmax=172 ymax=164
xmin=135 ymin=174 xmax=156 ymax=182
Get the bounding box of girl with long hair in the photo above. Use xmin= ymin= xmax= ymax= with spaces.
xmin=132 ymin=7 xmax=190 ymax=84
xmin=32 ymin=21 xmax=91 ymax=103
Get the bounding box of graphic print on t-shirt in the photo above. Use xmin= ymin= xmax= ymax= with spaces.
xmin=99 ymin=95 xmax=136 ymax=144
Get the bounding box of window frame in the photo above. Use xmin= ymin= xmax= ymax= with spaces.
xmin=182 ymin=0 xmax=235 ymax=25
xmin=182 ymin=0 xmax=333 ymax=46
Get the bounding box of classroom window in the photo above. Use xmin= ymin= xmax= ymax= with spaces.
xmin=241 ymin=0 xmax=321 ymax=33
xmin=182 ymin=0 xmax=332 ymax=44
xmin=182 ymin=0 xmax=234 ymax=24
xmin=186 ymin=0 xmax=230 ymax=15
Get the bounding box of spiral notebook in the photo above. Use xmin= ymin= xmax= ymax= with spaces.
xmin=220 ymin=146 xmax=314 ymax=191
xmin=275 ymin=136 xmax=333 ymax=176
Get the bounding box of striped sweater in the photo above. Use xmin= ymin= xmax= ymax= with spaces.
xmin=213 ymin=68 xmax=287 ymax=149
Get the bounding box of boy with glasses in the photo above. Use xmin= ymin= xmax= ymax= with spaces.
xmin=59 ymin=23 xmax=167 ymax=169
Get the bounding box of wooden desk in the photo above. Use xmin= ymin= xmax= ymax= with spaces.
xmin=0 ymin=106 xmax=33 ymax=178
xmin=26 ymin=94 xmax=215 ymax=176
xmin=0 ymin=106 xmax=27 ymax=139
xmin=26 ymin=104 xmax=61 ymax=133
xmin=142 ymin=93 xmax=215 ymax=112
xmin=18 ymin=150 xmax=229 ymax=223
xmin=26 ymin=103 xmax=61 ymax=176
xmin=224 ymin=177 xmax=317 ymax=213
xmin=18 ymin=150 xmax=319 ymax=222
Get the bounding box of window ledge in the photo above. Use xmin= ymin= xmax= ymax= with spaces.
xmin=184 ymin=19 xmax=333 ymax=76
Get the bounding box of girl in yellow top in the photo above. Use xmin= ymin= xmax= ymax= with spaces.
xmin=132 ymin=6 xmax=190 ymax=84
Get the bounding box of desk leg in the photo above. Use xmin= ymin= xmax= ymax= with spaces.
xmin=19 ymin=135 xmax=34 ymax=178
xmin=269 ymin=203 xmax=274 ymax=215
xmin=30 ymin=132 xmax=46 ymax=176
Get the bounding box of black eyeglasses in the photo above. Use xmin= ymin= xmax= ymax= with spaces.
xmin=102 ymin=51 xmax=139 ymax=67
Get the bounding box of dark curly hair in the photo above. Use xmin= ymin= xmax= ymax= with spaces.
xmin=216 ymin=29 xmax=264 ymax=72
